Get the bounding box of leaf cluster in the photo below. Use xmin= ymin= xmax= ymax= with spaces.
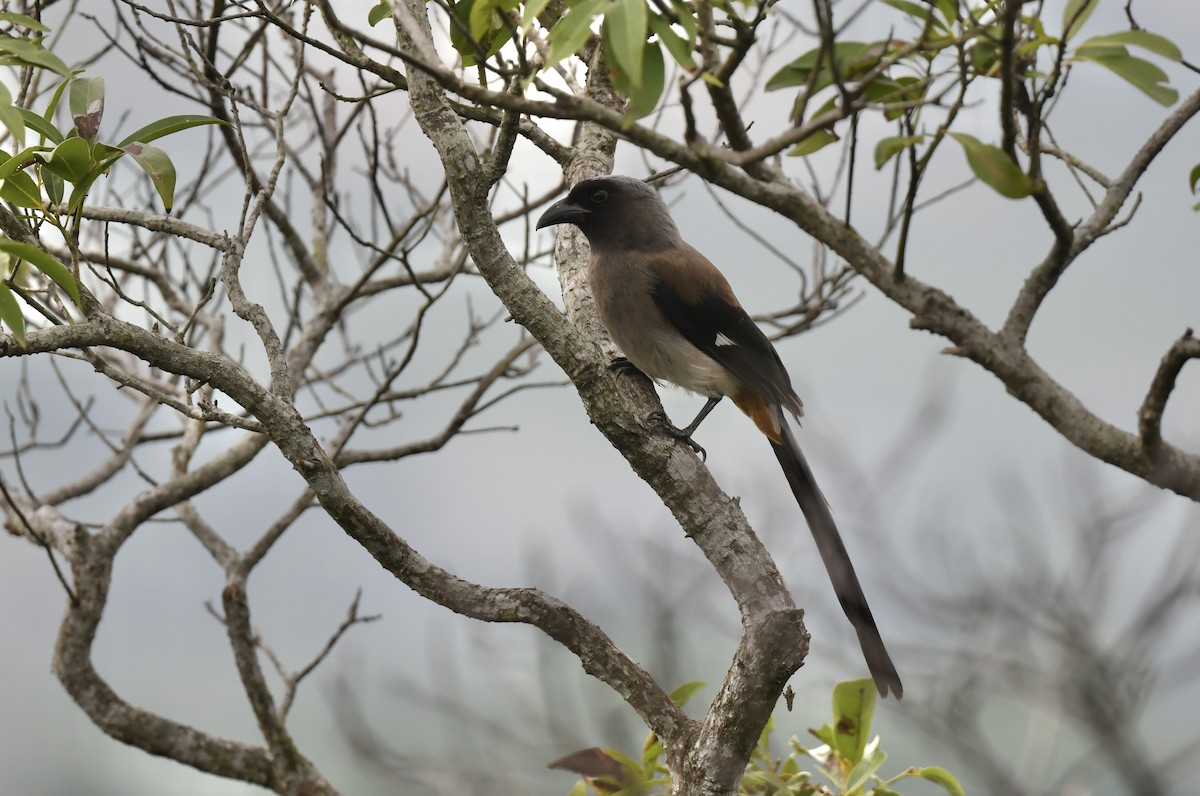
xmin=556 ymin=680 xmax=964 ymax=796
xmin=397 ymin=0 xmax=1187 ymax=198
xmin=0 ymin=15 xmax=224 ymax=343
xmin=761 ymin=0 xmax=1184 ymax=199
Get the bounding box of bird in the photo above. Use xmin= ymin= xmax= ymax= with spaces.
xmin=536 ymin=175 xmax=903 ymax=698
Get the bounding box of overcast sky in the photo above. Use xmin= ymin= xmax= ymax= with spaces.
xmin=2 ymin=2 xmax=1199 ymax=795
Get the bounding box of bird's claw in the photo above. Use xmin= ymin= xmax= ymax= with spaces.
xmin=648 ymin=411 xmax=707 ymax=461
xmin=609 ymin=356 xmax=644 ymax=378
xmin=612 ymin=359 xmax=707 ymax=460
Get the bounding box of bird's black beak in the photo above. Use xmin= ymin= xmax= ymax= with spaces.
xmin=536 ymin=198 xmax=589 ymax=230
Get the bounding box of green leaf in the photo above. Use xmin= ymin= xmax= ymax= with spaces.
xmin=116 ymin=114 xmax=228 ymax=148
xmin=668 ymin=681 xmax=706 ymax=706
xmin=933 ymin=0 xmax=957 ymax=27
xmin=68 ymin=76 xmax=105 ymax=142
xmin=743 ymin=769 xmax=791 ymax=792
xmin=16 ymin=107 xmax=63 ymax=143
xmin=806 ymin=94 xmax=839 ymax=120
xmin=670 ymin=0 xmax=697 ymax=40
xmin=0 ymin=169 xmax=41 ymax=208
xmin=862 ymin=74 xmax=926 ymax=119
xmin=648 ymin=13 xmax=695 ymax=70
xmin=0 ymin=146 xmax=48 ymax=181
xmin=641 ymin=734 xmax=664 ymax=766
xmin=1062 ymin=0 xmax=1098 ymax=41
xmin=63 ymin=176 xmax=95 ymax=214
xmin=1188 ymin=163 xmax=1200 ymax=194
xmin=40 ymin=136 xmax=93 ymax=184
xmin=43 ymin=171 xmax=62 ymax=207
xmin=829 ymin=678 xmax=875 ymax=765
xmin=0 ymin=240 xmax=79 ymax=306
xmin=787 ymin=128 xmax=839 ymax=157
xmin=845 ymin=742 xmax=886 ymax=793
xmin=602 ymin=747 xmax=647 ymax=790
xmin=91 ymin=141 xmax=125 ymax=164
xmin=123 ymin=142 xmax=177 ymax=212
xmin=0 ymin=105 xmax=24 ymax=147
xmin=42 ymin=69 xmax=79 ymax=122
xmin=449 ymin=0 xmax=510 ymax=66
xmin=1017 ymin=30 xmax=1060 ymax=61
xmin=949 ymin=132 xmax=1034 ymax=198
xmin=1076 ymin=50 xmax=1178 ymax=105
xmin=367 ymin=1 xmax=391 ymax=26
xmin=755 ymin=713 xmax=775 ymax=756
xmin=603 ymin=0 xmax=647 ymax=87
xmin=0 ymin=11 xmax=50 ymax=32
xmin=0 ymin=280 xmax=25 ymax=343
xmin=1078 ymin=30 xmax=1181 ymax=61
xmin=810 ymin=723 xmax=837 ymax=750
xmin=879 ymin=0 xmax=937 ymax=26
xmin=0 ymin=34 xmax=70 ymax=76
xmin=468 ymin=0 xmax=499 ymax=42
xmin=0 ymin=80 xmax=23 ymax=146
xmin=970 ymin=39 xmax=1000 ymax=76
xmin=766 ymin=40 xmax=885 ymax=92
xmin=546 ymin=0 xmax=605 ymax=67
xmin=1074 ymin=43 xmax=1130 ymax=59
xmin=874 ymin=134 xmax=924 ymax=169
xmin=611 ymin=38 xmax=664 ymax=122
xmin=0 ymin=113 xmax=23 ymax=154
xmin=521 ymin=0 xmax=552 ymax=28
xmin=64 ymin=167 xmax=108 ymax=215
xmin=919 ymin=766 xmax=967 ymax=796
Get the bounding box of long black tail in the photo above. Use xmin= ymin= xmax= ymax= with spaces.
xmin=771 ymin=417 xmax=903 ymax=698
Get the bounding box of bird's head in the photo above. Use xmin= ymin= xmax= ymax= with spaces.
xmin=536 ymin=175 xmax=680 ymax=252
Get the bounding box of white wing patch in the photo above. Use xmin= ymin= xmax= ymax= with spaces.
xmin=715 ymin=332 xmax=737 ymax=347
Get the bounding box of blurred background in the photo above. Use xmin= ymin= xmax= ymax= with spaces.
xmin=2 ymin=1 xmax=1199 ymax=795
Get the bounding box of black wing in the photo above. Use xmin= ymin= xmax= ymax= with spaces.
xmin=648 ymin=249 xmax=801 ymax=414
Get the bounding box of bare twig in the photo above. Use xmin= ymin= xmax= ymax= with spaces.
xmin=0 ymin=476 xmax=77 ymax=604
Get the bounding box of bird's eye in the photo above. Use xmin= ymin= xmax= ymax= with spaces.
xmin=592 ymin=189 xmax=608 ymax=203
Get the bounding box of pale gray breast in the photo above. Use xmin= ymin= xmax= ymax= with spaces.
xmin=588 ymin=253 xmax=739 ymax=399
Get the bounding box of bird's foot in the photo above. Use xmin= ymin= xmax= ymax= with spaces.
xmin=610 ymin=358 xmax=706 ymax=460
xmin=609 ymin=356 xmax=645 ymax=378
xmin=647 ymin=411 xmax=707 ymax=461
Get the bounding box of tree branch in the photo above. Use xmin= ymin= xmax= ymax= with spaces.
xmin=0 ymin=311 xmax=696 ymax=771
xmin=1139 ymin=328 xmax=1200 ymax=451
xmin=1003 ymin=87 xmax=1200 ymax=345
xmin=392 ymin=2 xmax=816 ymax=791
